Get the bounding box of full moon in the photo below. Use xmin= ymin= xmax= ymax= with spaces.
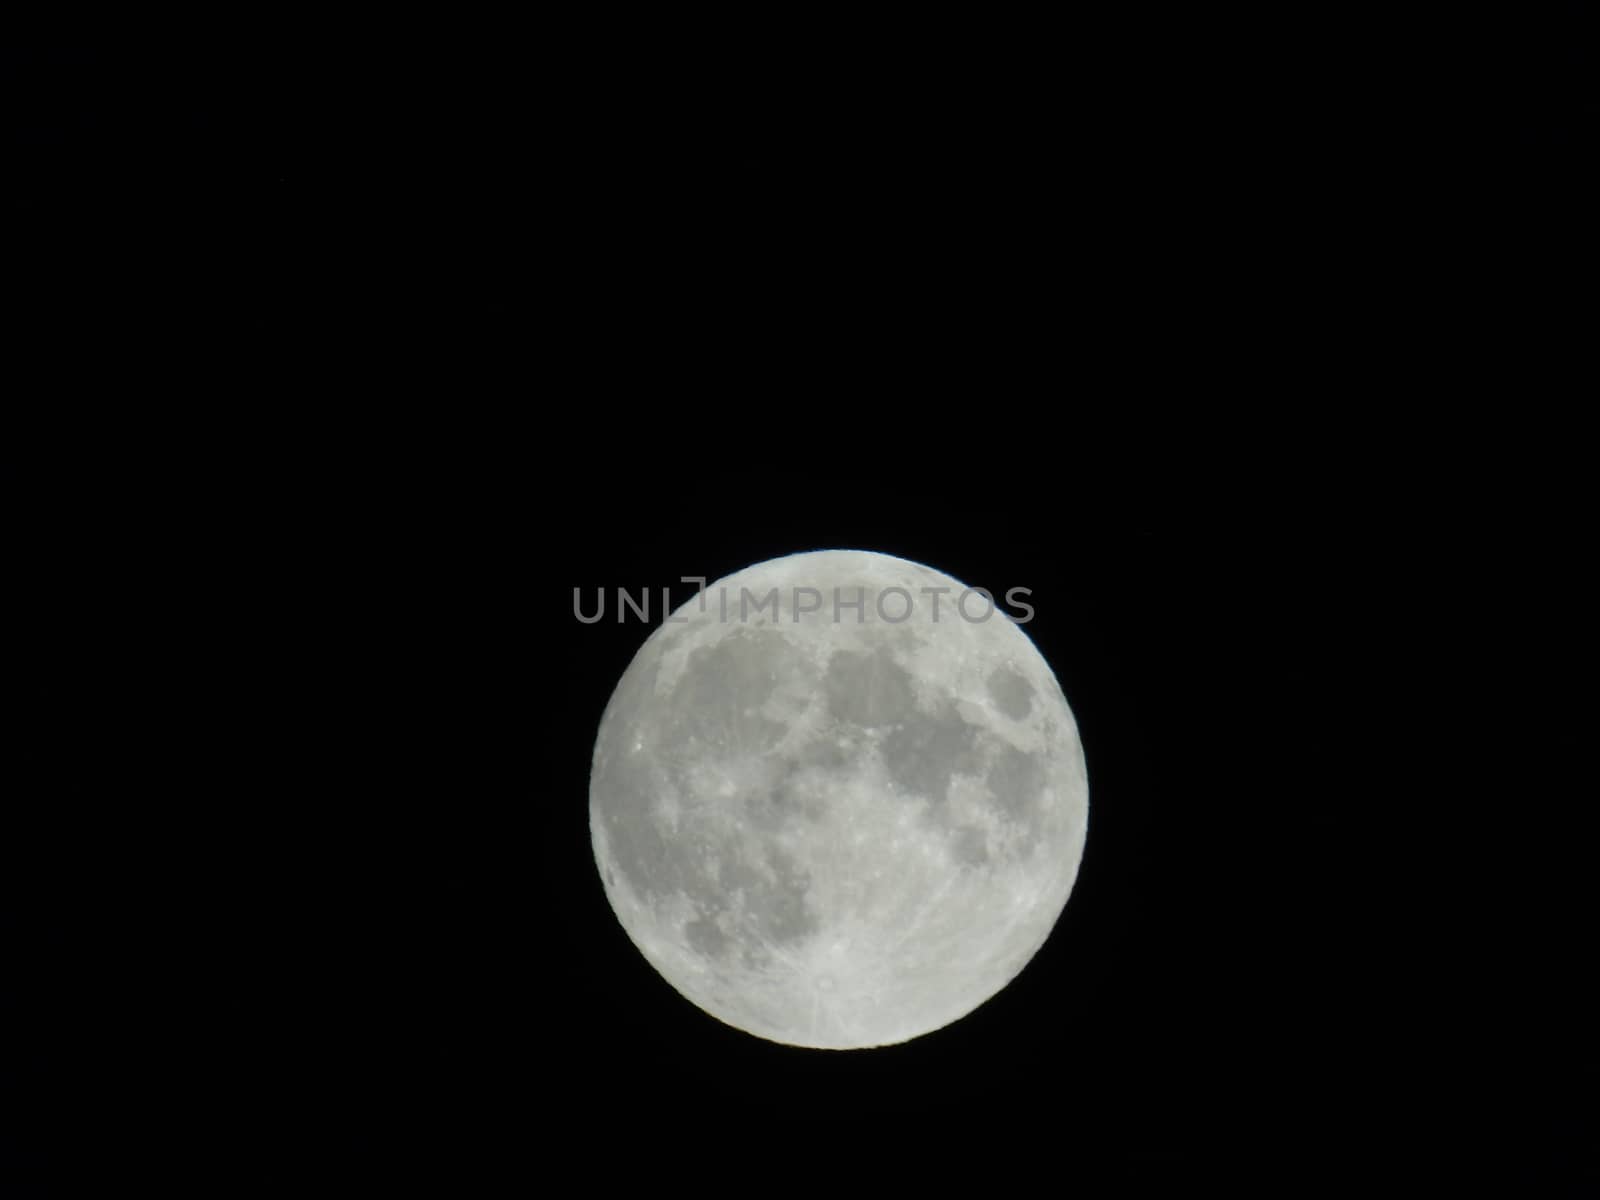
xmin=589 ymin=550 xmax=1089 ymax=1049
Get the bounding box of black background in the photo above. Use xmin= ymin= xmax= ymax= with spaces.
xmin=4 ymin=17 xmax=1594 ymax=1192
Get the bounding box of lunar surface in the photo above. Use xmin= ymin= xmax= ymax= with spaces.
xmin=589 ymin=550 xmax=1089 ymax=1049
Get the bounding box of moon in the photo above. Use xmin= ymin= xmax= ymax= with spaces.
xmin=589 ymin=550 xmax=1089 ymax=1049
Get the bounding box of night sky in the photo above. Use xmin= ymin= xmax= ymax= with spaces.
xmin=4 ymin=21 xmax=1592 ymax=1192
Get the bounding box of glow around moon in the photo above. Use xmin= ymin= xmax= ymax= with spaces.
xmin=589 ymin=550 xmax=1089 ymax=1049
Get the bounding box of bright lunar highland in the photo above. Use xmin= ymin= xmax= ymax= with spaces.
xmin=589 ymin=550 xmax=1089 ymax=1049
